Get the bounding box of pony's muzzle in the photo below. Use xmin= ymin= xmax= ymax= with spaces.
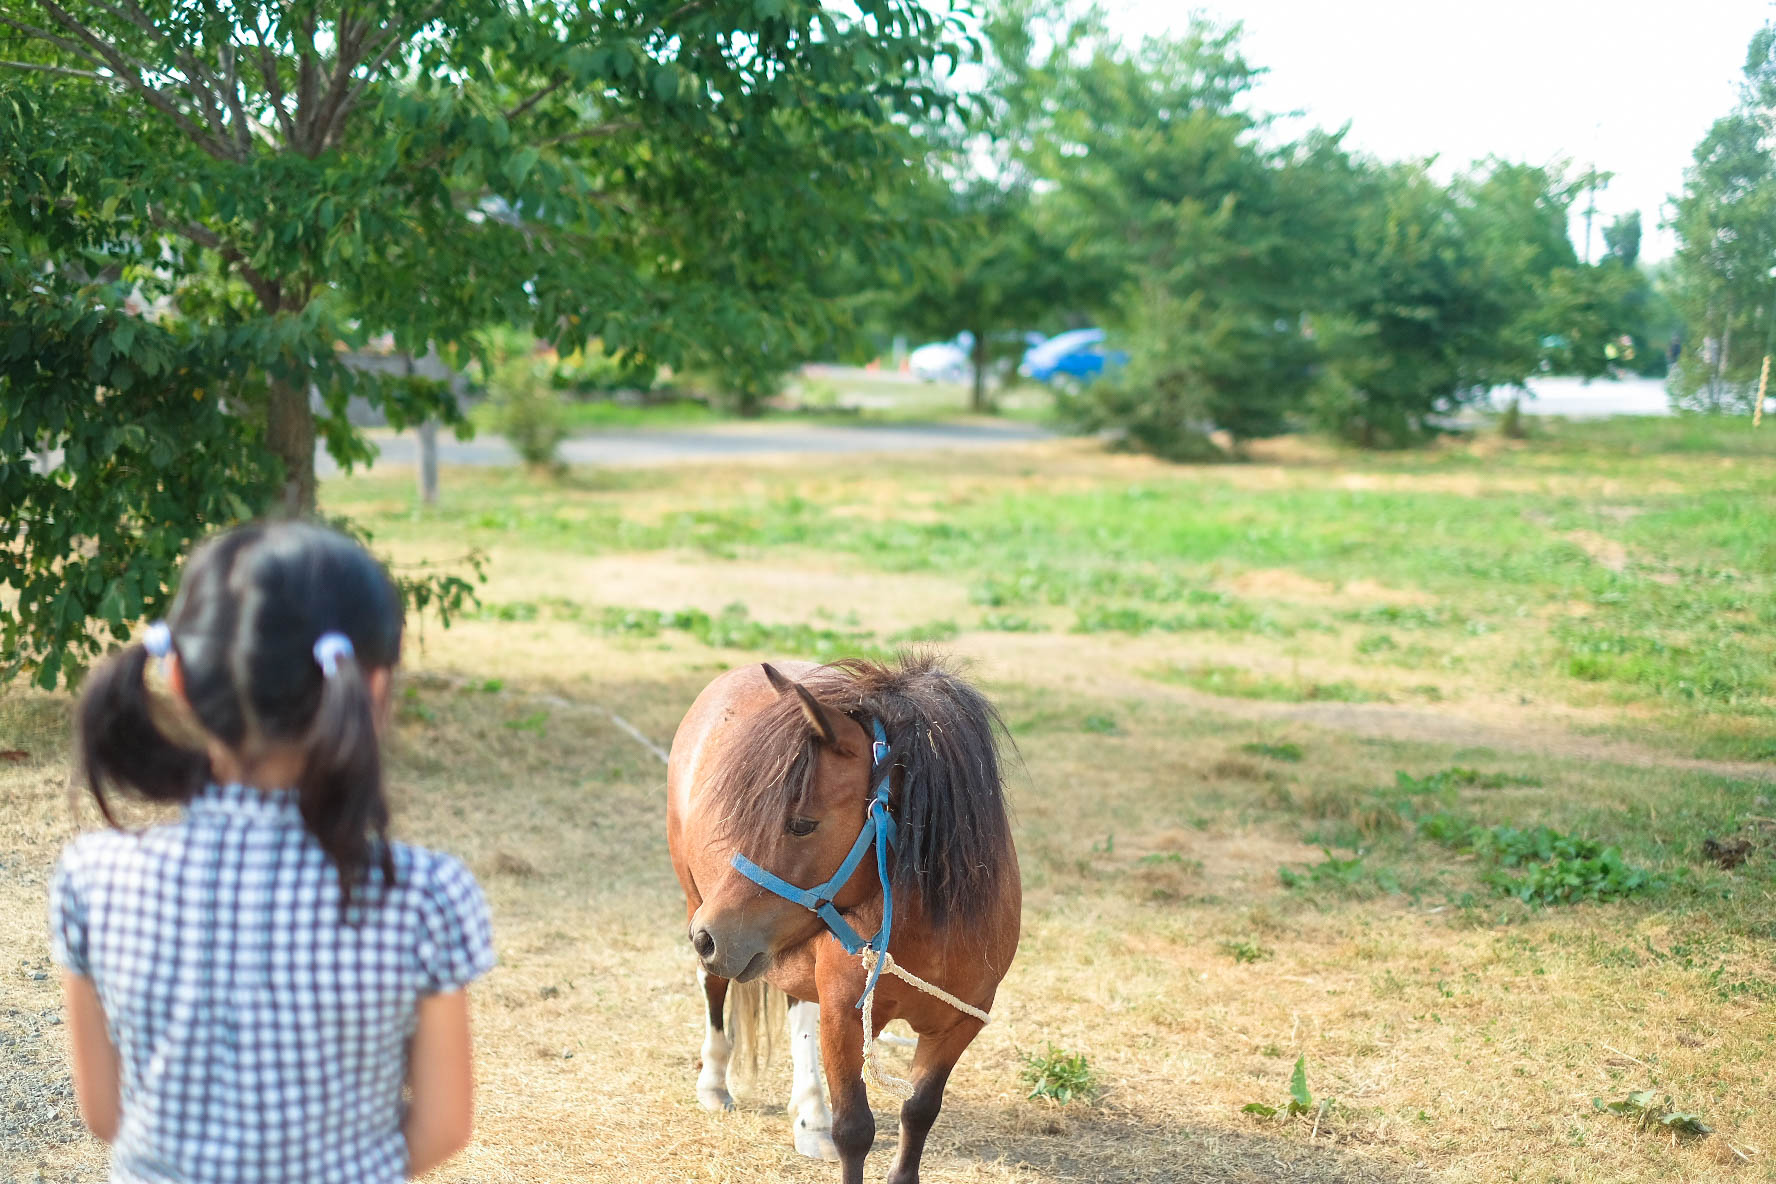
xmin=691 ymin=926 xmax=716 ymax=960
xmin=688 ymin=914 xmax=771 ymax=981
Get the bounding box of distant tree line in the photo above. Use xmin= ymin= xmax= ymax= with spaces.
xmin=881 ymin=2 xmax=1702 ymax=456
xmin=1666 ymin=25 xmax=1776 ymax=414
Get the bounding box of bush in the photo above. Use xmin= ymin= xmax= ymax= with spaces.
xmin=484 ymin=352 xmax=569 ymax=468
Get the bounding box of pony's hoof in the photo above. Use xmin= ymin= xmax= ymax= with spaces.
xmin=794 ymin=1124 xmax=841 ymax=1162
xmin=698 ymin=1087 xmax=736 ymax=1112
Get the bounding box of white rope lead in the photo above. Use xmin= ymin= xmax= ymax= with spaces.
xmin=856 ymin=949 xmax=992 ymax=1099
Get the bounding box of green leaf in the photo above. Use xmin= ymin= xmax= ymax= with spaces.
xmin=1288 ymin=1056 xmax=1312 ymax=1110
xmin=1241 ymin=1102 xmax=1278 ymax=1118
xmin=505 ymin=147 xmax=540 ymax=188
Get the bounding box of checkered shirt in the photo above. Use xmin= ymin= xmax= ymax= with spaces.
xmin=48 ymin=782 xmax=495 ymax=1184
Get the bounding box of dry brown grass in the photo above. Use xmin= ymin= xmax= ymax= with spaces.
xmin=3 ymin=445 xmax=1773 ymax=1183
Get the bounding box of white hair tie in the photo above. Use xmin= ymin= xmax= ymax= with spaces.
xmin=142 ymin=621 xmax=173 ymax=659
xmin=313 ymin=632 xmax=355 ymax=678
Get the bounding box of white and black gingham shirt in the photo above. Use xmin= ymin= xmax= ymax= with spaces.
xmin=49 ymin=782 xmax=495 ymax=1184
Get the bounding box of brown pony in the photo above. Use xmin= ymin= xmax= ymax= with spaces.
xmin=667 ymin=654 xmax=1020 ymax=1184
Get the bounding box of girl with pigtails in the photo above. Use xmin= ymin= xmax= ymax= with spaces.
xmin=49 ymin=522 xmax=494 ymax=1183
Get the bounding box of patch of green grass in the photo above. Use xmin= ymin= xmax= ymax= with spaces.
xmin=1278 ymin=848 xmax=1403 ymax=898
xmin=1020 ymin=1045 xmax=1098 ymax=1104
xmin=326 ymin=413 xmax=1776 ymax=755
xmin=1241 ymin=741 xmax=1304 ymax=762
xmin=886 ymin=619 xmax=960 ymax=644
xmin=1155 ymin=663 xmax=1377 ymax=704
xmin=594 ymin=603 xmax=885 ymax=661
xmin=1082 ymin=713 xmax=1120 ymax=735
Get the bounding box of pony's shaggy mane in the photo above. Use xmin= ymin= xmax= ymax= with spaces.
xmin=710 ymin=652 xmax=1014 ymax=931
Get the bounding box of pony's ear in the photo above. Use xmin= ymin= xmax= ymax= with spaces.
xmin=761 ymin=663 xmax=793 ymax=695
xmin=791 ymin=683 xmax=854 ymax=756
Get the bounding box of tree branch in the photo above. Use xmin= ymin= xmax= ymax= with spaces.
xmin=306 ymin=15 xmax=368 ymax=155
xmin=214 ymin=41 xmax=256 ymax=154
xmin=32 ymin=1 xmax=239 ymax=160
xmin=0 ymin=14 xmax=107 ymax=70
xmin=536 ymin=120 xmax=643 ymax=148
xmin=243 ymin=13 xmax=298 ymax=145
xmin=87 ymin=0 xmax=239 ymax=153
xmin=332 ymin=0 xmax=451 ymax=139
xmin=148 ymin=206 xmax=281 ymax=312
xmin=0 ymin=59 xmax=108 ymax=81
xmin=504 ymin=77 xmax=567 ymax=124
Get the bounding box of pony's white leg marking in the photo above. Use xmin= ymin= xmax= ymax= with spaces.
xmin=697 ymin=968 xmax=736 ymax=1112
xmin=788 ymin=1000 xmax=839 ymax=1161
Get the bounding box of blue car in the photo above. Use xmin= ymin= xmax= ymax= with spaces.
xmin=1019 ymin=328 xmax=1128 ymax=385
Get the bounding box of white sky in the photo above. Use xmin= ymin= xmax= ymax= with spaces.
xmin=1108 ymin=0 xmax=1774 ymax=261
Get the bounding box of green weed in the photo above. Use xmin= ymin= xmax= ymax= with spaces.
xmin=1593 ymin=1091 xmax=1711 ymax=1138
xmin=1243 ymin=1055 xmax=1322 ymax=1120
xmin=1020 ymin=1045 xmax=1097 ymax=1104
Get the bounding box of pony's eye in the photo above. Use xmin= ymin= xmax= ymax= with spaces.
xmin=786 ymin=817 xmax=819 ymax=837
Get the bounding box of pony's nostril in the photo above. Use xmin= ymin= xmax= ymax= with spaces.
xmin=691 ymin=927 xmax=716 ymax=959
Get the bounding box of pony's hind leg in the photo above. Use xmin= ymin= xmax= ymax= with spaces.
xmin=788 ymin=999 xmax=839 ymax=1161
xmin=696 ymin=967 xmax=735 ymax=1111
xmin=885 ymin=1022 xmax=981 ymax=1184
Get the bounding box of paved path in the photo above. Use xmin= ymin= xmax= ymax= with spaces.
xmin=1481 ymin=375 xmax=1670 ymax=418
xmin=318 ymin=420 xmax=1052 ymax=473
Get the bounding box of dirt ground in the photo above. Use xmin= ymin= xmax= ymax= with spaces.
xmin=3 ymin=442 xmax=1772 ymax=1184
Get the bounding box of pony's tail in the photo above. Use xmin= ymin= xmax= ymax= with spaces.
xmin=724 ymin=979 xmax=784 ymax=1094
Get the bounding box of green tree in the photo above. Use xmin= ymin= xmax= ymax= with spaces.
xmin=1667 ymin=23 xmax=1776 ymax=413
xmin=1 ymin=0 xmax=957 ymax=686
xmin=1314 ymin=158 xmax=1640 ymax=444
xmin=889 ymin=178 xmax=1094 ymax=412
xmin=1 ymin=0 xmax=958 ymax=510
xmin=996 ymin=7 xmax=1353 ymax=454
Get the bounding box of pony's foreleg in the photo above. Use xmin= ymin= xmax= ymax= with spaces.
xmin=884 ymin=1023 xmax=980 ymax=1184
xmin=696 ymin=967 xmax=735 ymax=1111
xmin=818 ymin=997 xmax=875 ymax=1184
xmin=787 ymin=1000 xmax=839 ymax=1161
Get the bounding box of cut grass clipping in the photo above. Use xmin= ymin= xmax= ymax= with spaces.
xmin=1020 ymin=1045 xmax=1097 ymax=1104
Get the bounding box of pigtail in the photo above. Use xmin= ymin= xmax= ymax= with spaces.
xmin=76 ymin=642 xmax=208 ymax=825
xmin=297 ymin=645 xmax=396 ymax=915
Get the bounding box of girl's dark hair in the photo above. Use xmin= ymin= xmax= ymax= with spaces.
xmin=78 ymin=522 xmax=404 ymax=911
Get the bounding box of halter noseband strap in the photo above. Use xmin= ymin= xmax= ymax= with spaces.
xmin=729 ymin=719 xmax=898 ymax=1006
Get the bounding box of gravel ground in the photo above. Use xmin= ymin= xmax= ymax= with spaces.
xmin=0 ymin=841 xmax=99 ymax=1183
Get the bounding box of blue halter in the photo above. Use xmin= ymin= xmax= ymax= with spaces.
xmin=730 ymin=719 xmax=897 ymax=1006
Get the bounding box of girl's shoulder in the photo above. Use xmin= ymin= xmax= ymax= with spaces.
xmin=56 ymin=821 xmax=184 ymax=882
xmin=381 ymin=841 xmax=491 ymax=924
xmin=384 ymin=840 xmax=481 ymax=894
xmin=383 ymin=841 xmax=496 ymax=992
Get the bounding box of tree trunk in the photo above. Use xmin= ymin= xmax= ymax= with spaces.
xmin=969 ymin=330 xmax=990 ymax=414
xmin=266 ymin=374 xmax=317 ymax=516
xmin=417 ymin=419 xmax=439 ymax=506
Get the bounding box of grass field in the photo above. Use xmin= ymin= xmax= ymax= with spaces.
xmin=3 ymin=416 xmax=1773 ymax=1183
